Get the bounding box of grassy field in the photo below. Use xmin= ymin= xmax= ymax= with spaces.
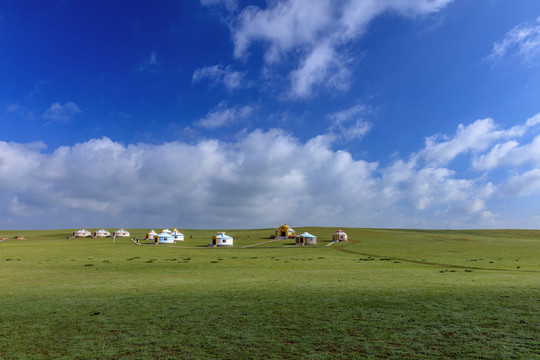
xmin=0 ymin=228 xmax=539 ymax=359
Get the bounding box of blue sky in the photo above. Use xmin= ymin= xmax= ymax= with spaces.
xmin=2 ymin=0 xmax=540 ymax=230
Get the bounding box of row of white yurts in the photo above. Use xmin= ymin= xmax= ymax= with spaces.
xmin=145 ymin=228 xmax=184 ymax=244
xmin=72 ymin=228 xmax=130 ymax=238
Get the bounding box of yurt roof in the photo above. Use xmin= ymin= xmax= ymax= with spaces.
xmin=216 ymin=232 xmax=232 ymax=240
xmin=158 ymin=232 xmax=173 ymax=237
xmin=297 ymin=232 xmax=316 ymax=238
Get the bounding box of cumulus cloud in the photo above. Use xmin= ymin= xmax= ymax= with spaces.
xmin=42 ymin=102 xmax=81 ymax=123
xmin=196 ymin=102 xmax=254 ymax=129
xmin=230 ymin=0 xmax=454 ymax=98
xmin=420 ymin=114 xmax=540 ymax=166
xmin=504 ymin=169 xmax=540 ymax=197
xmin=192 ymin=64 xmax=246 ymax=90
xmin=487 ymin=16 xmax=540 ymax=64
xmin=7 ymin=112 xmax=540 ymax=229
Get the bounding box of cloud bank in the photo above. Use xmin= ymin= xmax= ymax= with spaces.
xmin=2 ymin=113 xmax=540 ymax=229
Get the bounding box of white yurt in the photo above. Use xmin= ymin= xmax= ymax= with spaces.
xmin=295 ymin=232 xmax=317 ymax=245
xmin=73 ymin=229 xmax=91 ymax=238
xmin=145 ymin=229 xmax=158 ymax=240
xmin=113 ymin=228 xmax=130 ymax=237
xmin=170 ymin=228 xmax=184 ymax=242
xmin=155 ymin=231 xmax=174 ymax=244
xmin=161 ymin=228 xmax=172 ymax=234
xmin=93 ymin=229 xmax=111 ymax=238
xmin=210 ymin=232 xmax=233 ymax=247
xmin=332 ymin=229 xmax=348 ymax=242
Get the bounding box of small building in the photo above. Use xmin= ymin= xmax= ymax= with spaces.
xmin=113 ymin=228 xmax=130 ymax=237
xmin=155 ymin=231 xmax=174 ymax=244
xmin=73 ymin=229 xmax=91 ymax=238
xmin=333 ymin=229 xmax=348 ymax=242
xmin=275 ymin=224 xmax=295 ymax=239
xmin=296 ymin=232 xmax=317 ymax=245
xmin=145 ymin=229 xmax=158 ymax=240
xmin=210 ymin=232 xmax=233 ymax=247
xmin=93 ymin=229 xmax=111 ymax=238
xmin=170 ymin=228 xmax=184 ymax=242
xmin=161 ymin=228 xmax=171 ymax=234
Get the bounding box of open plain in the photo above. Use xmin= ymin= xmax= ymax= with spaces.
xmin=0 ymin=228 xmax=539 ymax=359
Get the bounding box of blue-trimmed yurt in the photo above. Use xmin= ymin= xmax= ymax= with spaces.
xmin=210 ymin=232 xmax=233 ymax=247
xmin=145 ymin=229 xmax=158 ymax=240
xmin=73 ymin=229 xmax=91 ymax=238
xmin=155 ymin=231 xmax=174 ymax=244
xmin=295 ymin=232 xmax=317 ymax=245
xmin=93 ymin=229 xmax=111 ymax=238
xmin=113 ymin=228 xmax=130 ymax=237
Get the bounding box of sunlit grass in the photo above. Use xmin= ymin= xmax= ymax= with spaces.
xmin=0 ymin=228 xmax=539 ymax=359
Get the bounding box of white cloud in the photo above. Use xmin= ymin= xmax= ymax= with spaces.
xmin=328 ymin=104 xmax=372 ymax=141
xmin=196 ymin=102 xmax=254 ymax=129
xmin=231 ymin=0 xmax=454 ymax=98
xmin=192 ymin=64 xmax=246 ymax=90
xmin=42 ymin=102 xmax=81 ymax=123
xmin=5 ymin=112 xmax=540 ymax=229
xmin=488 ymin=17 xmax=540 ymax=64
xmin=420 ymin=115 xmax=540 ymax=166
xmin=504 ymin=169 xmax=540 ymax=197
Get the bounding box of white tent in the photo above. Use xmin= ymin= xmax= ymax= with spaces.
xmin=161 ymin=228 xmax=172 ymax=234
xmin=210 ymin=232 xmax=233 ymax=247
xmin=73 ymin=229 xmax=91 ymax=238
xmin=145 ymin=229 xmax=158 ymax=240
xmin=295 ymin=232 xmax=317 ymax=245
xmin=113 ymin=228 xmax=130 ymax=237
xmin=93 ymin=229 xmax=111 ymax=238
xmin=156 ymin=231 xmax=174 ymax=244
xmin=332 ymin=229 xmax=348 ymax=242
xmin=170 ymin=228 xmax=184 ymax=241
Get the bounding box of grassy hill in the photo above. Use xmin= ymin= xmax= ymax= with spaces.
xmin=0 ymin=228 xmax=539 ymax=359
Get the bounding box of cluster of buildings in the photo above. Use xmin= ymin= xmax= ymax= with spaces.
xmin=145 ymin=228 xmax=184 ymax=243
xmin=71 ymin=225 xmax=349 ymax=247
xmin=274 ymin=224 xmax=348 ymax=245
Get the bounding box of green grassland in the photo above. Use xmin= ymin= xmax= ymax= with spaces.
xmin=0 ymin=228 xmax=539 ymax=359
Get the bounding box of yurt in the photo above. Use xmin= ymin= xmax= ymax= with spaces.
xmin=210 ymin=232 xmax=233 ymax=247
xmin=275 ymin=224 xmax=296 ymax=239
xmin=145 ymin=229 xmax=158 ymax=240
xmin=73 ymin=229 xmax=91 ymax=238
xmin=295 ymin=232 xmax=317 ymax=245
xmin=170 ymin=228 xmax=184 ymax=242
xmin=161 ymin=228 xmax=172 ymax=234
xmin=155 ymin=231 xmax=174 ymax=244
xmin=113 ymin=228 xmax=130 ymax=237
xmin=333 ymin=229 xmax=348 ymax=242
xmin=93 ymin=229 xmax=111 ymax=238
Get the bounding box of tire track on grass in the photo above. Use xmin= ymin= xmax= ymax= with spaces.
xmin=332 ymin=241 xmax=540 ymax=273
